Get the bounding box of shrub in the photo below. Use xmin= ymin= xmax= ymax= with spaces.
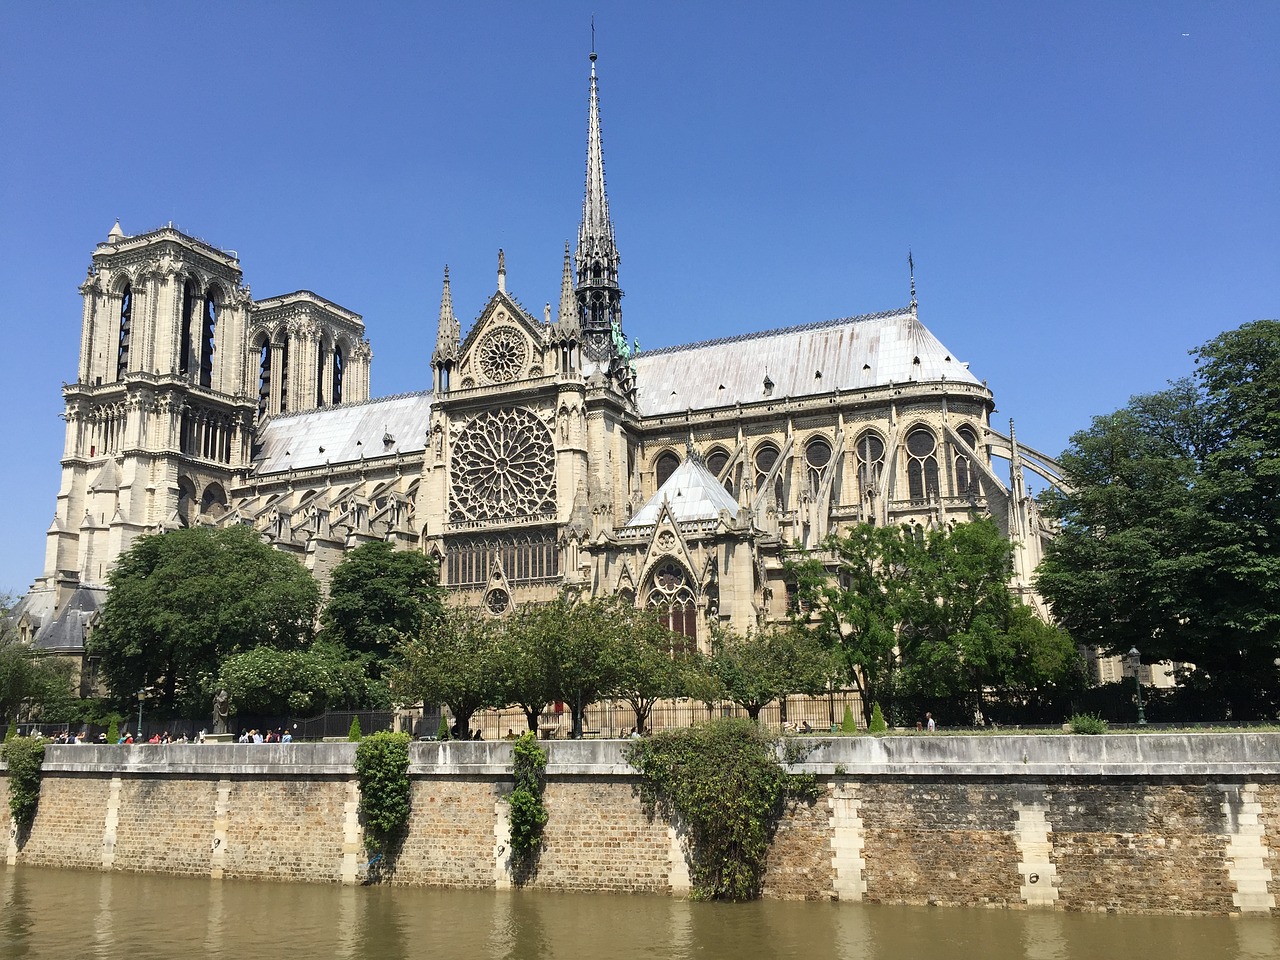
xmin=106 ymin=716 xmax=120 ymax=744
xmin=2 ymin=736 xmax=47 ymax=830
xmin=626 ymin=717 xmax=817 ymax=901
xmin=4 ymin=721 xmax=16 ymax=743
xmin=354 ymin=731 xmax=412 ymax=861
xmin=1069 ymin=713 xmax=1108 ymax=735
xmin=868 ymin=703 xmax=887 ymax=733
xmin=436 ymin=715 xmax=451 ymax=741
xmin=508 ymin=733 xmax=548 ymax=858
xmin=348 ymin=717 xmax=363 ymax=741
xmin=841 ymin=704 xmax=858 ymax=734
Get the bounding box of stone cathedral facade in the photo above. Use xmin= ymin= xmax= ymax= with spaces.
xmin=17 ymin=54 xmax=1063 ymax=675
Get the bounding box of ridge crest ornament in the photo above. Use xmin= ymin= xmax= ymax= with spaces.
xmin=449 ymin=407 xmax=556 ymax=523
xmin=477 ymin=326 xmax=527 ymax=384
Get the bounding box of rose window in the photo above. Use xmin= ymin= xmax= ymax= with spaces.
xmin=486 ymin=588 xmax=510 ymax=616
xmin=449 ymin=407 xmax=556 ymax=523
xmin=478 ymin=327 xmax=527 ymax=384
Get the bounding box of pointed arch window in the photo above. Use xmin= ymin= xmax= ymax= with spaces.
xmin=905 ymin=428 xmax=940 ymax=502
xmin=646 ymin=561 xmax=697 ymax=654
xmin=278 ymin=336 xmax=290 ymax=413
xmin=199 ymin=291 xmax=217 ymax=388
xmin=804 ymin=437 xmax=832 ymax=496
xmin=332 ymin=343 xmax=344 ymax=405
xmin=180 ymin=281 xmax=196 ymax=375
xmin=655 ymin=451 xmax=680 ymax=488
xmin=754 ymin=442 xmax=785 ymax=508
xmin=316 ymin=340 xmax=329 ymax=407
xmin=256 ymin=335 xmax=272 ymax=419
xmin=706 ymin=447 xmax=734 ymax=493
xmin=856 ymin=432 xmax=885 ymax=501
xmin=954 ymin=425 xmax=979 ymax=499
xmin=116 ymin=284 xmax=132 ymax=380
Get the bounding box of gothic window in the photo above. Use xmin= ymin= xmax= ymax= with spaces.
xmin=477 ymin=326 xmax=527 ymax=384
xmin=332 ymin=342 xmax=344 ymax=404
xmin=706 ymin=447 xmax=733 ymax=492
xmin=804 ymin=437 xmax=832 ymax=496
xmin=445 ymin=534 xmax=560 ymax=586
xmin=646 ymin=561 xmax=697 ymax=653
xmin=755 ymin=442 xmax=782 ymax=506
xmin=655 ymin=451 xmax=680 ymax=488
xmin=116 ymin=284 xmax=132 ymax=380
xmin=906 ymin=428 xmax=940 ymax=502
xmin=449 ymin=407 xmax=556 ymax=524
xmin=278 ymin=335 xmax=290 ymax=413
xmin=954 ymin=425 xmax=979 ymax=499
xmin=180 ymin=281 xmax=195 ymax=375
xmin=316 ymin=340 xmax=329 ymax=407
xmin=256 ymin=335 xmax=271 ymax=419
xmin=856 ymin=431 xmax=885 ymax=500
xmin=199 ymin=290 xmax=218 ymax=389
xmin=485 ymin=588 xmax=510 ymax=616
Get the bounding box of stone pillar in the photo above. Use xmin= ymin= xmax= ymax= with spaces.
xmin=494 ymin=797 xmax=513 ymax=889
xmin=101 ymin=775 xmax=123 ymax=870
xmin=340 ymin=779 xmax=362 ymax=884
xmin=1014 ymin=802 xmax=1059 ymax=907
xmin=210 ymin=778 xmax=231 ymax=879
xmin=829 ymin=781 xmax=867 ymax=901
xmin=1223 ymin=783 xmax=1276 ymax=913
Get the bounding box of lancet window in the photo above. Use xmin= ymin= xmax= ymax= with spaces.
xmin=180 ymin=281 xmax=196 ymax=375
xmin=804 ymin=437 xmax=832 ymax=496
xmin=754 ymin=443 xmax=784 ymax=507
xmin=278 ymin=336 xmax=290 ymax=413
xmin=256 ymin=335 xmax=271 ymax=419
xmin=856 ymin=431 xmax=885 ymax=501
xmin=199 ymin=292 xmax=218 ymax=389
xmin=655 ymin=451 xmax=680 ymax=488
xmin=316 ymin=340 xmax=329 ymax=407
xmin=706 ymin=447 xmax=732 ymax=493
xmin=116 ymin=284 xmax=132 ymax=380
xmin=332 ymin=343 xmax=344 ymax=404
xmin=905 ymin=428 xmax=940 ymax=502
xmin=954 ymin=425 xmax=979 ymax=499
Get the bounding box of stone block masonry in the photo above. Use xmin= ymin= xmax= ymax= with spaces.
xmin=1 ymin=735 xmax=1276 ymax=915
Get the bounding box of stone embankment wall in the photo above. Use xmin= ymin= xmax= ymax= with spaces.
xmin=2 ymin=734 xmax=1278 ymax=915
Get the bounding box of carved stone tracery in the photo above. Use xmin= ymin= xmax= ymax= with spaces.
xmin=449 ymin=407 xmax=556 ymax=523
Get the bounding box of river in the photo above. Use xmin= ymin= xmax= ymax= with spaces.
xmin=2 ymin=865 xmax=1277 ymax=960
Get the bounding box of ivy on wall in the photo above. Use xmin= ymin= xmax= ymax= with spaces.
xmin=354 ymin=731 xmax=411 ymax=872
xmin=2 ymin=736 xmax=47 ymax=833
xmin=508 ymin=733 xmax=548 ymax=871
xmin=626 ymin=717 xmax=817 ymax=901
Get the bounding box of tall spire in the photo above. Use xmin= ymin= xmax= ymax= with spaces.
xmin=908 ymin=250 xmax=917 ymax=313
xmin=432 ymin=266 xmax=460 ymax=376
xmin=575 ymin=46 xmax=624 ymax=366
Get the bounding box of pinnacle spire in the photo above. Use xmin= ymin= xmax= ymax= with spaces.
xmin=908 ymin=249 xmax=917 ymax=312
xmin=557 ymin=241 xmax=578 ymax=333
xmin=433 ymin=265 xmax=459 ymax=367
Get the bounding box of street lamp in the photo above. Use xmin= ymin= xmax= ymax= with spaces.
xmin=1128 ymin=647 xmax=1146 ymax=726
xmin=136 ymin=688 xmax=147 ymax=741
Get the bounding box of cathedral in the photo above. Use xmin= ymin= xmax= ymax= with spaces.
xmin=16 ymin=53 xmax=1064 ymax=679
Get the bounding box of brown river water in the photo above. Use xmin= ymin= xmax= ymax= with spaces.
xmin=2 ymin=864 xmax=1277 ymax=960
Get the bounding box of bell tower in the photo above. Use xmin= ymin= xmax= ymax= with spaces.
xmin=45 ymin=222 xmax=256 ymax=593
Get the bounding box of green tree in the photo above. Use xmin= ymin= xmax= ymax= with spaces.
xmin=392 ymin=605 xmax=501 ymax=738
xmin=608 ymin=608 xmax=688 ymax=734
xmin=494 ymin=603 xmax=557 ymax=733
xmin=217 ymin=643 xmax=368 ymax=716
xmin=88 ymin=525 xmax=320 ymax=718
xmin=706 ymin=623 xmax=829 ymax=722
xmin=319 ymin=541 xmax=445 ymax=678
xmin=0 ymin=598 xmax=76 ymax=724
xmin=1038 ymin=320 xmax=1280 ymax=718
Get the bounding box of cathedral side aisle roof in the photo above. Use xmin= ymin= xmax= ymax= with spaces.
xmin=252 ymin=392 xmax=433 ymax=475
xmin=627 ymin=456 xmax=742 ymax=528
xmin=631 ymin=308 xmax=981 ymax=417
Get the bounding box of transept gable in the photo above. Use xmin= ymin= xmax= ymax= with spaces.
xmin=637 ymin=503 xmax=697 ymax=591
xmin=455 ymin=292 xmax=547 ymax=389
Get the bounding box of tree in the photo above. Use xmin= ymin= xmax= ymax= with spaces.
xmin=705 ymin=623 xmax=829 ymax=722
xmin=319 ymin=541 xmax=445 ymax=676
xmin=0 ymin=597 xmax=77 ymax=724
xmin=494 ymin=603 xmax=557 ymax=733
xmin=609 ymin=608 xmax=688 ymax=734
xmin=392 ymin=605 xmax=501 ymax=737
xmin=88 ymin=526 xmax=320 ymax=718
xmin=217 ymin=643 xmax=368 ymax=716
xmin=1037 ymin=320 xmax=1280 ymax=718
xmin=791 ymin=524 xmax=915 ymax=726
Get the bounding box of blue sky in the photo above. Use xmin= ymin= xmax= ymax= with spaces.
xmin=1 ymin=1 xmax=1276 ymax=595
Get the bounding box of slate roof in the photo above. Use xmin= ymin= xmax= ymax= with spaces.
xmin=33 ymin=583 xmax=106 ymax=652
xmin=627 ymin=456 xmax=741 ymax=528
xmin=252 ymin=392 xmax=433 ymax=475
xmin=632 ymin=307 xmax=981 ymax=417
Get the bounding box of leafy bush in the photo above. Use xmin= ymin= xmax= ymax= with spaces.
xmin=868 ymin=703 xmax=887 ymax=733
xmin=348 ymin=717 xmax=363 ymax=741
xmin=508 ymin=733 xmax=548 ymax=858
xmin=841 ymin=704 xmax=858 ymax=734
xmin=106 ymin=716 xmax=119 ymax=744
xmin=1069 ymin=713 xmax=1108 ymax=735
xmin=4 ymin=721 xmax=16 ymax=743
xmin=436 ymin=716 xmax=451 ymax=741
xmin=626 ymin=717 xmax=818 ymax=901
xmin=2 ymin=736 xmax=47 ymax=829
xmin=354 ymin=731 xmax=411 ymax=861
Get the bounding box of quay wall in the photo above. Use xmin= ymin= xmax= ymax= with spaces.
xmin=2 ymin=734 xmax=1279 ymax=915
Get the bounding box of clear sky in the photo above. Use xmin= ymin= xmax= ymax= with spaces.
xmin=1 ymin=1 xmax=1276 ymax=595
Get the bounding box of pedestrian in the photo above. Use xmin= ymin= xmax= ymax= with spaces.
xmin=925 ymin=712 xmax=936 ymax=732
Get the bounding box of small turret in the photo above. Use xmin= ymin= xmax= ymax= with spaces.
xmin=432 ymin=266 xmax=460 ymax=392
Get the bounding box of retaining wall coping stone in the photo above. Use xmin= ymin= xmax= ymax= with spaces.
xmin=27 ymin=733 xmax=1280 ymax=779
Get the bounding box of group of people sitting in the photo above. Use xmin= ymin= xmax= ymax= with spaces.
xmin=236 ymin=728 xmax=292 ymax=743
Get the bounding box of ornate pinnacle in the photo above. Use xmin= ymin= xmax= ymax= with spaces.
xmin=433 ymin=266 xmax=459 ymax=363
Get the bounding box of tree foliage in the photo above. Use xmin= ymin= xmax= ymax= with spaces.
xmin=794 ymin=518 xmax=1081 ymax=725
xmin=89 ymin=526 xmax=320 ymax=718
xmin=392 ymin=605 xmax=502 ymax=737
xmin=217 ymin=643 xmax=368 ymax=716
xmin=703 ymin=623 xmax=830 ymax=721
xmin=0 ymin=598 xmax=76 ymax=725
xmin=319 ymin=541 xmax=445 ymax=677
xmin=1 ymin=735 xmax=47 ymax=830
xmin=1037 ymin=320 xmax=1280 ymax=718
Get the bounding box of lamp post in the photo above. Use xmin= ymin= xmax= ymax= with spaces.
xmin=136 ymin=688 xmax=146 ymax=741
xmin=1128 ymin=647 xmax=1146 ymax=726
